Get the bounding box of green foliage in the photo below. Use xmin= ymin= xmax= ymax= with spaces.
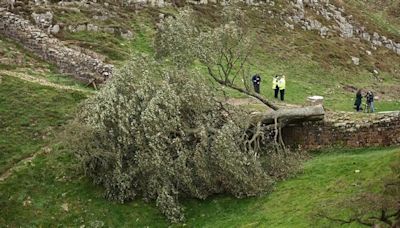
xmin=155 ymin=9 xmax=199 ymax=68
xmin=68 ymin=55 xmax=301 ymax=222
xmin=156 ymin=7 xmax=251 ymax=75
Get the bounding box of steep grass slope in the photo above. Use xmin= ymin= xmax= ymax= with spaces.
xmin=0 ymin=36 xmax=89 ymax=174
xmin=336 ymin=0 xmax=400 ymax=39
xmin=0 ymin=76 xmax=85 ymax=174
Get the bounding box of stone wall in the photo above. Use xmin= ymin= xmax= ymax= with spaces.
xmin=0 ymin=8 xmax=113 ymax=84
xmin=282 ymin=112 xmax=400 ymax=150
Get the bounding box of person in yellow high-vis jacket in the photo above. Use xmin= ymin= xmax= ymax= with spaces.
xmin=272 ymin=75 xmax=279 ymax=98
xmin=277 ymin=75 xmax=286 ymax=101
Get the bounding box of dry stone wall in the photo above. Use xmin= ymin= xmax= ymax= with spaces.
xmin=0 ymin=8 xmax=113 ymax=84
xmin=282 ymin=111 xmax=400 ymax=150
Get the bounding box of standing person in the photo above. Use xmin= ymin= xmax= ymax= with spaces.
xmin=366 ymin=90 xmax=375 ymax=113
xmin=354 ymin=89 xmax=363 ymax=112
xmin=272 ymin=75 xmax=279 ymax=98
xmin=277 ymin=75 xmax=286 ymax=101
xmin=252 ymin=74 xmax=261 ymax=94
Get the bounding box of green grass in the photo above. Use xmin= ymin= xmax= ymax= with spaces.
xmin=187 ymin=6 xmax=400 ymax=112
xmin=0 ymin=144 xmax=168 ymax=227
xmin=0 ymin=36 xmax=49 ymax=71
xmin=341 ymin=0 xmax=400 ymax=39
xmin=1 ymin=140 xmax=398 ymax=227
xmin=1 ymin=3 xmax=400 ymax=227
xmin=46 ymin=4 xmax=400 ymax=112
xmin=180 ymin=147 xmax=399 ymax=227
xmin=62 ymin=31 xmax=132 ymax=62
xmin=0 ymin=35 xmax=92 ymax=92
xmin=55 ymin=7 xmax=157 ymax=64
xmin=0 ymin=76 xmax=86 ymax=174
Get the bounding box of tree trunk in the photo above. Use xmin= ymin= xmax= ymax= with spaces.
xmin=226 ymin=83 xmax=280 ymax=111
xmin=252 ymin=105 xmax=325 ymax=126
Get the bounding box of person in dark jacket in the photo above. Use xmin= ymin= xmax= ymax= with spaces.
xmin=366 ymin=90 xmax=375 ymax=113
xmin=272 ymin=75 xmax=279 ymax=98
xmin=252 ymin=74 xmax=261 ymax=93
xmin=354 ymin=89 xmax=363 ymax=112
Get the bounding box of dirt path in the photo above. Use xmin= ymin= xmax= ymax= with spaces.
xmin=0 ymin=147 xmax=49 ymax=182
xmin=0 ymin=70 xmax=92 ymax=93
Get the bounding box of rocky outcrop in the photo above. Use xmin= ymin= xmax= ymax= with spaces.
xmin=6 ymin=0 xmax=15 ymax=10
xmin=288 ymin=0 xmax=400 ymax=55
xmin=119 ymin=0 xmax=275 ymax=7
xmin=66 ymin=23 xmax=134 ymax=39
xmin=283 ymin=111 xmax=400 ymax=150
xmin=31 ymin=11 xmax=62 ymax=35
xmin=31 ymin=11 xmax=53 ymax=29
xmin=0 ymin=8 xmax=113 ymax=84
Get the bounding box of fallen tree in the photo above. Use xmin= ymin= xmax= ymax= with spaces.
xmin=67 ymin=56 xmax=304 ymax=222
xmin=69 ymin=6 xmax=325 ymax=223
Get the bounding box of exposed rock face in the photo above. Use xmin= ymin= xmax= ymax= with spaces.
xmin=287 ymin=0 xmax=400 ymax=55
xmin=121 ymin=30 xmax=134 ymax=39
xmin=50 ymin=24 xmax=60 ymax=34
xmin=31 ymin=11 xmax=53 ymax=29
xmin=289 ymin=0 xmax=332 ymax=37
xmin=86 ymin=23 xmax=99 ymax=32
xmin=339 ymin=21 xmax=353 ymax=38
xmin=6 ymin=0 xmax=15 ymax=10
xmin=123 ymin=0 xmax=166 ymax=7
xmin=0 ymin=9 xmax=113 ymax=84
xmin=119 ymin=0 xmax=275 ymax=7
xmin=66 ymin=23 xmax=134 ymax=39
xmin=351 ymin=56 xmax=359 ymax=65
xmin=34 ymin=0 xmax=48 ymax=5
xmin=30 ymin=11 xmax=62 ymax=35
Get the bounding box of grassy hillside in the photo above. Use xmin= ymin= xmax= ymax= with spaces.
xmin=0 ymin=1 xmax=399 ymax=227
xmin=44 ymin=3 xmax=400 ymax=111
xmin=10 ymin=0 xmax=399 ymax=111
xmin=0 ymin=136 xmax=398 ymax=227
xmin=0 ymin=36 xmax=90 ymax=174
xmin=336 ymin=0 xmax=400 ymax=39
xmin=0 ymin=76 xmax=86 ymax=174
